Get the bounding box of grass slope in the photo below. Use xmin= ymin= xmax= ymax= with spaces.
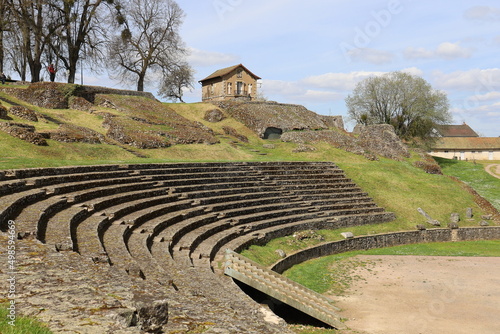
xmin=0 ymin=304 xmax=52 ymax=334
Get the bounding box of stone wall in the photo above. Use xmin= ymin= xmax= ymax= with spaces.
xmin=271 ymin=227 xmax=500 ymax=274
xmin=75 ymin=85 xmax=156 ymax=103
xmin=216 ymin=101 xmax=340 ymax=138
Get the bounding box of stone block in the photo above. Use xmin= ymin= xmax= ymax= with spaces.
xmin=450 ymin=213 xmax=460 ymax=223
xmin=341 ymin=232 xmax=354 ymax=239
xmin=466 ymin=207 xmax=473 ymax=219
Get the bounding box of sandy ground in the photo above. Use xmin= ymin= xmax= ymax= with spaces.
xmin=334 ymin=255 xmax=500 ymax=334
xmin=485 ymin=164 xmax=500 ymax=179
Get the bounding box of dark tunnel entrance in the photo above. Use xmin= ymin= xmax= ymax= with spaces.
xmin=263 ymin=127 xmax=283 ymax=140
xmin=233 ymin=279 xmax=333 ymax=329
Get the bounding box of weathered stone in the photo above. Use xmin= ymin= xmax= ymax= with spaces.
xmin=416 ymin=224 xmax=427 ymax=230
xmin=0 ymin=104 xmax=8 ymax=119
xmin=293 ymin=144 xmax=316 ymax=153
xmin=55 ymin=242 xmax=73 ymax=251
xmin=222 ymin=125 xmax=248 ymax=143
xmin=0 ymin=122 xmax=47 ymax=145
xmin=341 ymin=232 xmax=354 ymax=239
xmin=17 ymin=231 xmax=33 ymax=239
xmin=263 ymin=144 xmax=275 ymax=149
xmin=450 ymin=213 xmax=460 ymax=224
xmin=112 ymin=308 xmax=138 ymax=327
xmin=417 ymin=207 xmax=441 ymax=226
xmin=126 ymin=264 xmax=145 ymax=279
xmin=275 ymin=249 xmax=287 ymax=258
xmin=9 ymin=105 xmax=38 ymax=122
xmin=136 ymin=300 xmax=169 ymax=332
xmin=482 ymin=214 xmax=493 ymax=220
xmin=480 ymin=220 xmax=490 ymax=226
xmin=466 ymin=207 xmax=473 ymax=219
xmin=448 ymin=222 xmax=459 ymax=229
xmin=204 ymin=109 xmax=226 ymax=122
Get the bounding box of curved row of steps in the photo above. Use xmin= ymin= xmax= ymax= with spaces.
xmin=0 ymin=161 xmax=395 ymax=329
xmin=1 ymin=162 xmax=395 ymax=270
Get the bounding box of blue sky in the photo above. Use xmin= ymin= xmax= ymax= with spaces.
xmin=171 ymin=0 xmax=500 ymax=136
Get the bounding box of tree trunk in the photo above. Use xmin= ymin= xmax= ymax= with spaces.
xmin=137 ymin=73 xmax=145 ymax=91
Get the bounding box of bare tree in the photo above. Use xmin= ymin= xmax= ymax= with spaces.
xmin=49 ymin=0 xmax=111 ymax=83
xmin=6 ymin=0 xmax=55 ymax=82
xmin=158 ymin=62 xmax=193 ymax=102
xmin=108 ymin=0 xmax=190 ymax=92
xmin=0 ymin=0 xmax=7 ymax=73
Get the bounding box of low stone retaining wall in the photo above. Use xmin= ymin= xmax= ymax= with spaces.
xmin=271 ymin=227 xmax=500 ymax=274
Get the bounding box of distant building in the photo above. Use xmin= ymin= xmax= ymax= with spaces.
xmin=429 ymin=123 xmax=500 ymax=160
xmin=432 ymin=123 xmax=479 ymax=137
xmin=199 ymin=64 xmax=261 ymax=102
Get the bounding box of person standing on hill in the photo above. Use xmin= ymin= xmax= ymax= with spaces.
xmin=0 ymin=72 xmax=6 ymax=84
xmin=48 ymin=64 xmax=56 ymax=82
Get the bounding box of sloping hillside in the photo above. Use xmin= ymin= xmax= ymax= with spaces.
xmin=0 ymin=82 xmax=498 ymax=227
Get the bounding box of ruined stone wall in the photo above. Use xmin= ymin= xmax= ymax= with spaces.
xmin=271 ymin=227 xmax=500 ymax=273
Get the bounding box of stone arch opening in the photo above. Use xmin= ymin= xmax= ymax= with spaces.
xmin=263 ymin=127 xmax=283 ymax=140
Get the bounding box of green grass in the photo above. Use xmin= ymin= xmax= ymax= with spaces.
xmin=0 ymin=304 xmax=53 ymax=334
xmin=283 ymin=240 xmax=500 ymax=295
xmin=436 ymin=157 xmax=500 ymax=210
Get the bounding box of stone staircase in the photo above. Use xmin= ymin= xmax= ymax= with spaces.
xmin=224 ymin=249 xmax=346 ymax=329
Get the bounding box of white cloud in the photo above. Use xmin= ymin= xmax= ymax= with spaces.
xmin=403 ymin=47 xmax=434 ymax=59
xmin=469 ymin=91 xmax=500 ymax=102
xmin=404 ymin=42 xmax=471 ymax=60
xmin=301 ymin=71 xmax=385 ymax=91
xmin=400 ymin=67 xmax=424 ymax=77
xmin=432 ymin=68 xmax=500 ymax=91
xmin=464 ymin=6 xmax=500 ymax=21
xmin=261 ymin=79 xmax=305 ymax=96
xmin=436 ymin=42 xmax=472 ymax=59
xmin=302 ymin=90 xmax=344 ymax=102
xmin=261 ymin=80 xmax=345 ymax=103
xmin=346 ymin=48 xmax=395 ymax=64
xmin=187 ymin=48 xmax=240 ymax=67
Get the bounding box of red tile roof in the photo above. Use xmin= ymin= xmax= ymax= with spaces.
xmin=199 ymin=64 xmax=261 ymax=83
xmin=433 ymin=137 xmax=500 ymax=150
xmin=435 ymin=123 xmax=478 ymax=137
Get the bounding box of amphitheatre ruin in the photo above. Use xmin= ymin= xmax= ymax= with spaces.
xmin=0 ymin=83 xmax=499 ymax=333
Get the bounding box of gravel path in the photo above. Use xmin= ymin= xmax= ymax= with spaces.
xmin=485 ymin=164 xmax=500 ymax=179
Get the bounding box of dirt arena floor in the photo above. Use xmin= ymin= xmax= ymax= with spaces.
xmin=334 ymin=255 xmax=500 ymax=334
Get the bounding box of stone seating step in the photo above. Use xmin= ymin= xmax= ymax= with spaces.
xmin=178 ymin=196 xmax=377 ymax=256
xmin=0 ymin=179 xmax=31 ymax=196
xmin=125 ymin=228 xmax=174 ymax=282
xmin=213 ymin=211 xmax=397 ymax=264
xmin=0 ymin=189 xmax=51 ymax=232
xmin=22 ymin=170 xmax=134 ymax=188
xmin=194 ymin=210 xmax=392 ymax=268
xmin=39 ymin=187 xmax=170 ymax=254
xmin=0 ymin=164 xmax=125 ymax=179
xmin=172 ymin=203 xmax=383 ymax=263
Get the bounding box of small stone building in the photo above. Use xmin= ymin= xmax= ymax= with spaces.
xmin=199 ymin=64 xmax=261 ymax=102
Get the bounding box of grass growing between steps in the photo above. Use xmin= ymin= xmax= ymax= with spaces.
xmin=0 ymin=303 xmax=53 ymax=334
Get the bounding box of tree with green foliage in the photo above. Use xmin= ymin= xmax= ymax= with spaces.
xmin=346 ymin=72 xmax=451 ymax=142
